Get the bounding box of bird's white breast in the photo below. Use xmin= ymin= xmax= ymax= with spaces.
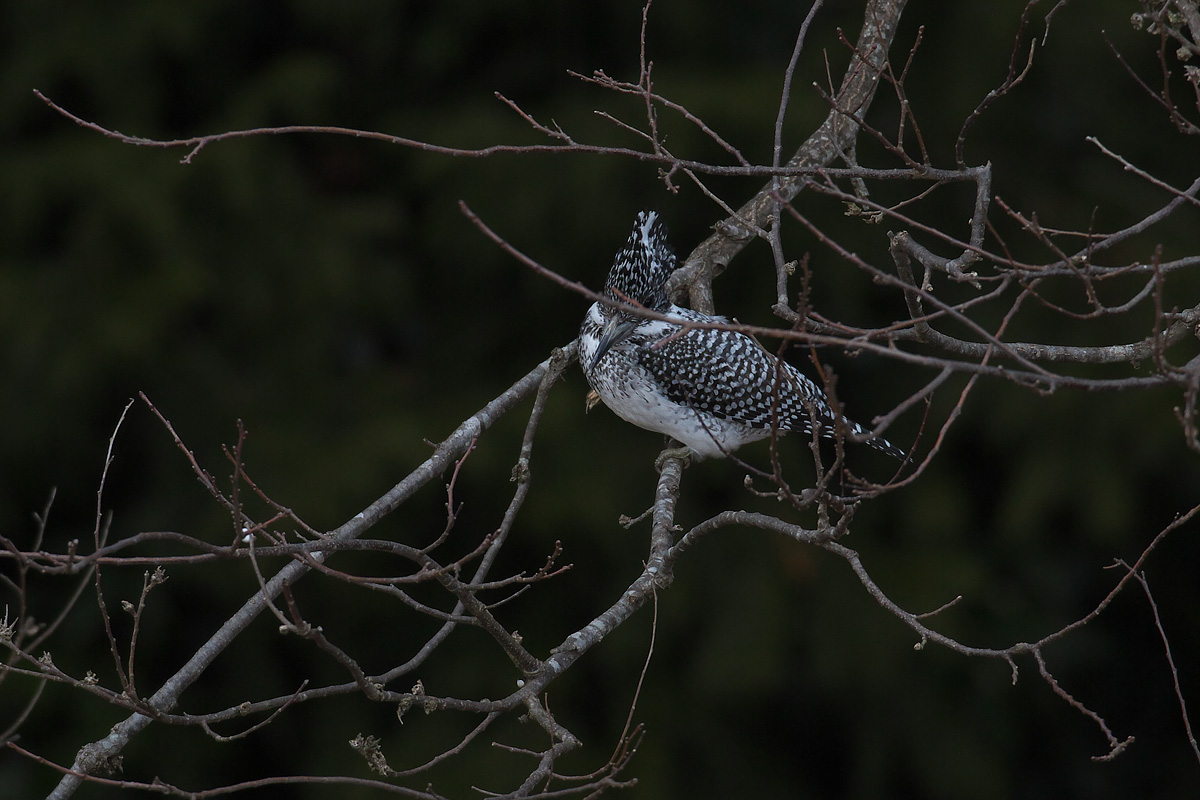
xmin=580 ymin=302 xmax=767 ymax=459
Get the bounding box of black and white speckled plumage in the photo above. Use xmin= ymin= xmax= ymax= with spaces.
xmin=579 ymin=211 xmax=903 ymax=460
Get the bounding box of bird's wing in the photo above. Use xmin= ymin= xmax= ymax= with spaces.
xmin=637 ymin=323 xmax=905 ymax=458
xmin=636 ymin=326 xmax=834 ymax=435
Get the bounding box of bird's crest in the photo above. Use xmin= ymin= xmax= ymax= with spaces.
xmin=604 ymin=210 xmax=674 ymax=312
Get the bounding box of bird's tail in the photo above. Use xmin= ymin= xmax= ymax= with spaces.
xmin=842 ymin=416 xmax=905 ymax=460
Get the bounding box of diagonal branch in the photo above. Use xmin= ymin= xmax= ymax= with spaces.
xmin=46 ymin=354 xmax=559 ymax=800
xmin=670 ymin=0 xmax=909 ymax=313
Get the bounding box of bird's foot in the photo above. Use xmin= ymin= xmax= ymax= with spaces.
xmin=654 ymin=446 xmax=692 ymax=473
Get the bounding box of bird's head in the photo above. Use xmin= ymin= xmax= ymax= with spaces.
xmin=603 ymin=210 xmax=674 ymax=312
xmin=587 ymin=211 xmax=675 ymax=372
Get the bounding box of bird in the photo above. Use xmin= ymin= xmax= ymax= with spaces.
xmin=579 ymin=210 xmax=903 ymax=461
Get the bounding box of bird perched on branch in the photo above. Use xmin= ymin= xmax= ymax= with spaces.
xmin=579 ymin=211 xmax=903 ymax=461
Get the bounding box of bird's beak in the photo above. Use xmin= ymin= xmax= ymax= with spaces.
xmin=588 ymin=315 xmax=635 ymax=372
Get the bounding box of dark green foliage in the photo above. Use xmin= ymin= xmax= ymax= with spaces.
xmin=2 ymin=1 xmax=1198 ymax=798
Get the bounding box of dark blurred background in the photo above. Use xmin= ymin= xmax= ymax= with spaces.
xmin=2 ymin=1 xmax=1199 ymax=798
